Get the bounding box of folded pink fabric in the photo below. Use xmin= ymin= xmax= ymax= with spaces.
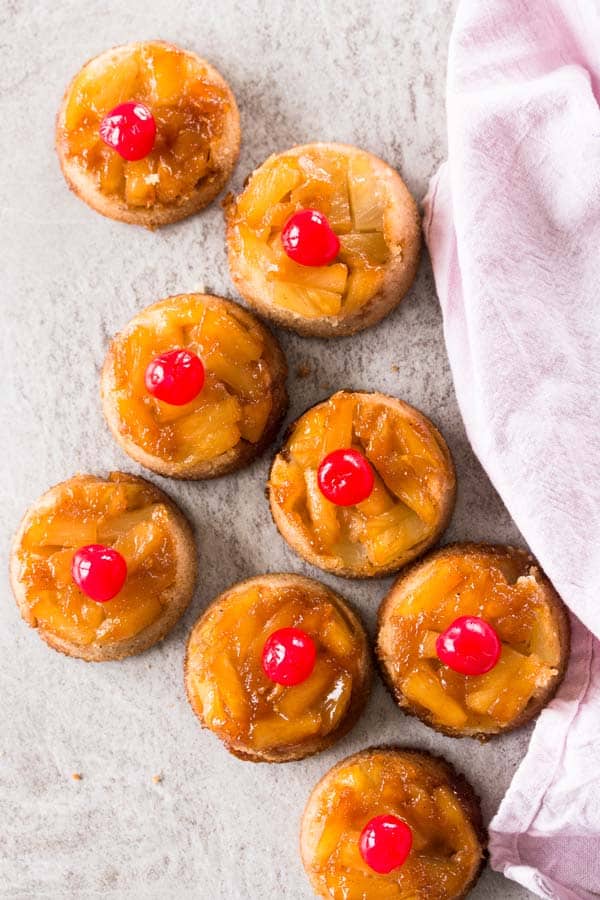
xmin=423 ymin=1 xmax=600 ymax=897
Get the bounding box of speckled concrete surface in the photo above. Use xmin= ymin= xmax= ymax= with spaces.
xmin=1 ymin=1 xmax=535 ymax=897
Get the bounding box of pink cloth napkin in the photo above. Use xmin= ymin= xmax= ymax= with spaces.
xmin=422 ymin=1 xmax=600 ymax=897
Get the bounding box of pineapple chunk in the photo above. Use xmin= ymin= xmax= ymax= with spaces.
xmin=419 ymin=630 xmax=440 ymax=658
xmin=210 ymin=655 xmax=249 ymax=723
xmin=111 ymin=511 xmax=167 ymax=576
xmin=97 ymin=506 xmax=154 ymax=543
xmin=275 ymin=659 xmax=333 ymax=719
xmin=193 ymin=678 xmax=226 ymax=727
xmin=32 ymin=592 xmax=98 ymax=645
xmin=363 ymin=505 xmax=428 ymax=566
xmin=348 ymin=156 xmax=385 ymax=232
xmin=322 ymin=394 xmax=355 ymax=454
xmin=320 ymin=612 xmax=355 ymax=658
xmin=144 ymin=44 xmax=184 ymax=104
xmin=203 ymin=350 xmax=263 ymax=400
xmin=197 ymin=307 xmax=264 ymax=363
xmin=65 ymin=53 xmax=139 ymax=130
xmin=338 ymin=232 xmax=389 ymax=267
xmin=356 ymin=471 xmax=395 ymax=516
xmin=271 ymin=257 xmax=348 ymax=294
xmin=466 ymin=646 xmax=543 ymax=723
xmin=97 ymin=589 xmax=164 ymax=643
xmin=288 ymin=407 xmax=328 ymax=468
xmin=304 ymin=469 xmax=341 ymax=547
xmin=269 ymin=457 xmax=306 ymax=513
xmin=251 ymin=712 xmax=321 ymax=750
xmin=171 ymin=394 xmax=242 ymax=462
xmin=29 ymin=514 xmax=97 ymax=548
xmin=98 ymin=151 xmax=125 ymax=195
xmin=125 ymin=159 xmax=156 ymax=207
xmin=239 ymin=398 xmax=272 ymax=443
xmin=272 ymin=282 xmax=342 ymax=318
xmin=343 ymin=268 xmax=384 ymax=314
xmin=402 ymin=664 xmax=468 ymax=729
xmin=235 ymin=223 xmax=278 ymax=272
xmin=47 ymin=548 xmax=75 ymax=587
xmin=320 ymin=672 xmax=352 ymax=733
xmin=236 ymin=157 xmax=302 ymax=227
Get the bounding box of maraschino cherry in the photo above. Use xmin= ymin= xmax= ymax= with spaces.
xmin=317 ymin=448 xmax=374 ymax=506
xmin=145 ymin=348 xmax=205 ymax=406
xmin=71 ymin=544 xmax=127 ymax=603
xmin=436 ymin=615 xmax=501 ymax=676
xmin=262 ymin=627 xmax=317 ymax=686
xmin=359 ymin=814 xmax=413 ymax=874
xmin=99 ymin=101 xmax=156 ymax=161
xmin=281 ymin=209 xmax=340 ymax=267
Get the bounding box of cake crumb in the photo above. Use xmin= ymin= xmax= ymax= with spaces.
xmin=71 ymin=773 xmax=82 ymax=781
xmin=296 ymin=363 xmax=311 ymax=379
xmin=391 ymin=364 xmax=400 ymax=373
xmin=152 ymin=774 xmax=163 ymax=784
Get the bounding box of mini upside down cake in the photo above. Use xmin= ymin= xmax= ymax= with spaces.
xmin=101 ymin=293 xmax=288 ymax=479
xmin=56 ymin=40 xmax=240 ymax=227
xmin=301 ymin=748 xmax=486 ymax=900
xmin=268 ymin=391 xmax=455 ymax=578
xmin=225 ymin=142 xmax=421 ymax=337
xmin=377 ymin=544 xmax=570 ymax=738
xmin=9 ymin=472 xmax=196 ymax=661
xmin=184 ymin=574 xmax=371 ymax=761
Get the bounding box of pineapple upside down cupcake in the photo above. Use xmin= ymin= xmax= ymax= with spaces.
xmin=268 ymin=391 xmax=455 ymax=578
xmin=9 ymin=472 xmax=196 ymax=661
xmin=184 ymin=574 xmax=371 ymax=762
xmin=101 ymin=293 xmax=288 ymax=479
xmin=225 ymin=143 xmax=421 ymax=337
xmin=56 ymin=40 xmax=240 ymax=227
xmin=300 ymin=748 xmax=486 ymax=900
xmin=377 ymin=544 xmax=570 ymax=739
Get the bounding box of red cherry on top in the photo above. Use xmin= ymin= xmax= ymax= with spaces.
xmin=71 ymin=544 xmax=127 ymax=603
xmin=262 ymin=627 xmax=317 ymax=686
xmin=145 ymin=348 xmax=205 ymax=406
xmin=318 ymin=448 xmax=375 ymax=507
xmin=436 ymin=615 xmax=502 ymax=676
xmin=281 ymin=209 xmax=340 ymax=267
xmin=99 ymin=101 xmax=156 ymax=161
xmin=359 ymin=814 xmax=413 ymax=874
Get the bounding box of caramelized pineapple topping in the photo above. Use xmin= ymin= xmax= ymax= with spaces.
xmin=186 ymin=579 xmax=367 ymax=756
xmin=379 ymin=549 xmax=564 ymax=733
xmin=226 ymin=147 xmax=393 ymax=317
xmin=15 ymin=474 xmax=178 ymax=647
xmin=106 ymin=295 xmax=277 ymax=467
xmin=303 ymin=750 xmax=483 ymax=900
xmin=269 ymin=392 xmax=454 ymax=573
xmin=59 ymin=42 xmax=232 ymax=207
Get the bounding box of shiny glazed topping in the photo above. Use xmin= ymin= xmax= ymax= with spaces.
xmin=59 ymin=41 xmax=232 ymax=207
xmin=269 ymin=392 xmax=453 ymax=571
xmin=436 ymin=616 xmax=501 ymax=676
xmin=186 ymin=580 xmax=366 ymax=755
xmin=15 ymin=475 xmax=178 ymax=647
xmin=379 ymin=550 xmax=563 ymax=732
xmin=106 ymin=295 xmax=277 ymax=466
xmin=303 ymin=751 xmax=482 ymax=899
xmin=226 ymin=146 xmax=393 ymax=318
xmin=71 ymin=544 xmax=127 ymax=602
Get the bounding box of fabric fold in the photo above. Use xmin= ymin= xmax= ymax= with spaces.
xmin=423 ymin=1 xmax=600 ymax=896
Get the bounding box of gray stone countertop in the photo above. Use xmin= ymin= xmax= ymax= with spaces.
xmin=1 ymin=0 xmax=534 ymax=897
